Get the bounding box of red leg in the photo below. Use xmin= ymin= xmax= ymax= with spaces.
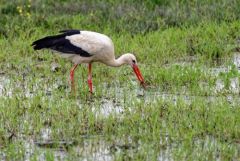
xmin=70 ymin=64 xmax=78 ymax=94
xmin=88 ymin=63 xmax=93 ymax=94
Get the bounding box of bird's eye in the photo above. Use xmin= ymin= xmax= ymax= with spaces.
xmin=132 ymin=60 xmax=136 ymax=63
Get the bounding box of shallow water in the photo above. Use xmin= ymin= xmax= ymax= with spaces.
xmin=1 ymin=54 xmax=240 ymax=99
xmin=3 ymin=131 xmax=237 ymax=161
xmin=0 ymin=75 xmax=11 ymax=97
xmin=1 ymin=55 xmax=240 ymax=160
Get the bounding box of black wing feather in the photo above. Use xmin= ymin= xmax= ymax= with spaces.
xmin=31 ymin=30 xmax=91 ymax=57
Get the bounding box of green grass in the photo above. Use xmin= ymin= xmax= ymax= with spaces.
xmin=0 ymin=0 xmax=240 ymax=160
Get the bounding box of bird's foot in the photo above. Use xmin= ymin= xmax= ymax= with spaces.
xmin=70 ymin=76 xmax=77 ymax=96
xmin=141 ymin=81 xmax=147 ymax=89
xmin=88 ymin=79 xmax=93 ymax=94
xmin=71 ymin=85 xmax=76 ymax=96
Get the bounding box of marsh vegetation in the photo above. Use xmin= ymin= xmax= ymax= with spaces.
xmin=0 ymin=0 xmax=240 ymax=160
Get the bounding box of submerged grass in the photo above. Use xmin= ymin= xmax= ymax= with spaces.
xmin=0 ymin=95 xmax=239 ymax=160
xmin=1 ymin=0 xmax=240 ymax=160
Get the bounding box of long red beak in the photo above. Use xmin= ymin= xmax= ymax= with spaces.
xmin=132 ymin=64 xmax=146 ymax=89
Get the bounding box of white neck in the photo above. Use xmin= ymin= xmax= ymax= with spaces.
xmin=105 ymin=54 xmax=128 ymax=67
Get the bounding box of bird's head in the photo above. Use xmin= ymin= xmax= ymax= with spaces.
xmin=124 ymin=53 xmax=146 ymax=89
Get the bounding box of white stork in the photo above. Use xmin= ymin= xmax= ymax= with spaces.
xmin=32 ymin=30 xmax=145 ymax=94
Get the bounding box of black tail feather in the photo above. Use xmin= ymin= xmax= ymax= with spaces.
xmin=31 ymin=30 xmax=81 ymax=50
xmin=31 ymin=35 xmax=63 ymax=50
xmin=31 ymin=30 xmax=91 ymax=57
